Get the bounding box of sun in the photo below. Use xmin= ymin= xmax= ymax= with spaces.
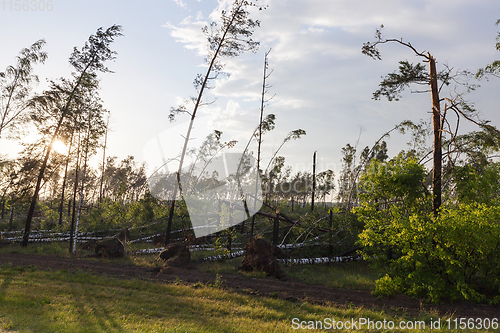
xmin=51 ymin=140 xmax=68 ymax=155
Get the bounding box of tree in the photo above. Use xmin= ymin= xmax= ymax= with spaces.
xmin=165 ymin=0 xmax=263 ymax=244
xmin=0 ymin=40 xmax=47 ymax=139
xmin=22 ymin=25 xmax=122 ymax=247
xmin=362 ymin=25 xmax=493 ymax=215
xmin=316 ymin=169 xmax=334 ymax=209
xmin=249 ymin=48 xmax=273 ymax=238
xmin=337 ymin=143 xmax=358 ymax=210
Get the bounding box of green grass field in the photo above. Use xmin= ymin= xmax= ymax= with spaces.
xmin=0 ymin=243 xmax=496 ymax=332
xmin=0 ymin=264 xmax=452 ymax=333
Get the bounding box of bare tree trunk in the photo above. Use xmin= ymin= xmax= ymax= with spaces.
xmin=272 ymin=213 xmax=279 ymax=245
xmin=73 ymin=157 xmax=88 ymax=255
xmin=311 ymin=151 xmax=316 ymax=212
xmin=58 ymin=130 xmax=75 ymax=226
xmin=98 ymin=113 xmax=110 ymax=206
xmin=250 ymin=49 xmax=272 ymax=240
xmin=72 ymin=115 xmax=92 ymax=255
xmin=69 ymin=132 xmax=82 ymax=254
xmin=428 ymin=54 xmax=442 ymax=216
xmin=8 ymin=195 xmax=14 ymax=230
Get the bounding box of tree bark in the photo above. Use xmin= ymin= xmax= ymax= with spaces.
xmin=69 ymin=132 xmax=81 ymax=253
xmin=311 ymin=151 xmax=316 ymax=212
xmin=58 ymin=130 xmax=74 ymax=226
xmin=8 ymin=195 xmax=14 ymax=230
xmin=428 ymin=54 xmax=442 ymax=216
xmin=98 ymin=113 xmax=110 ymax=206
xmin=72 ymin=114 xmax=92 ymax=255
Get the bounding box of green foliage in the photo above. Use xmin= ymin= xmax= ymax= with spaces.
xmin=373 ymin=61 xmax=428 ymax=101
xmin=367 ymin=204 xmax=500 ymax=303
xmin=452 ymin=163 xmax=500 ymax=205
xmin=208 ymin=273 xmax=224 ymax=289
xmin=356 ymin=155 xmax=500 ymax=303
xmin=82 ymin=196 xmax=169 ymax=232
xmin=446 ymin=128 xmax=500 ymax=166
xmin=477 ymin=17 xmax=500 ymax=79
xmin=0 ymin=39 xmax=48 ymax=137
xmin=357 ymin=153 xmax=429 ymax=211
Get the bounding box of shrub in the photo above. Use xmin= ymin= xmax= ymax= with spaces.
xmin=356 ymin=154 xmax=500 ymax=303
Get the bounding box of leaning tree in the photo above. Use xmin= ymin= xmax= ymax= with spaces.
xmin=0 ymin=40 xmax=47 ymax=139
xmin=22 ymin=25 xmax=123 ymax=247
xmin=164 ymin=0 xmax=264 ymax=244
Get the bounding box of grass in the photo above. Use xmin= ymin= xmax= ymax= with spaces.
xmin=0 ymin=264 xmax=468 ymax=333
xmin=284 ymin=261 xmax=383 ymax=291
xmin=0 ymin=243 xmax=496 ymax=332
xmin=197 ymin=255 xmax=382 ymax=290
xmin=198 ymin=257 xmax=268 ymax=279
xmin=0 ymin=242 xmax=70 ymax=257
xmin=0 ymin=242 xmax=383 ymax=290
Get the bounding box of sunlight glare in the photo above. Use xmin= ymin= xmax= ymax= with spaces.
xmin=52 ymin=140 xmax=68 ymax=155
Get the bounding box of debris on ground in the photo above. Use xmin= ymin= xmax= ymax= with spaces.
xmin=95 ymin=237 xmax=125 ymax=258
xmin=241 ymin=238 xmax=285 ymax=279
xmin=159 ymin=243 xmax=191 ymax=267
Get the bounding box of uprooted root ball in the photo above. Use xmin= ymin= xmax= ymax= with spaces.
xmin=241 ymin=238 xmax=285 ymax=279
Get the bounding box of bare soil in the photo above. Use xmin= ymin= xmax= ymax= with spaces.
xmin=1 ymin=252 xmax=499 ymax=318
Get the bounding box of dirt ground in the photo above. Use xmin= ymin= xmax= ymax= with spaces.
xmin=1 ymin=252 xmax=499 ymax=319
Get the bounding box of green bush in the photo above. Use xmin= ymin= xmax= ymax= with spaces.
xmin=356 ymin=154 xmax=500 ymax=303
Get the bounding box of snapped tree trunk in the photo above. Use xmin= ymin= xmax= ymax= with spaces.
xmin=428 ymin=54 xmax=442 ymax=216
xmin=250 ymin=49 xmax=271 ymax=240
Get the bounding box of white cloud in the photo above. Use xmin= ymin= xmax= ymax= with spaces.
xmin=161 ymin=0 xmax=500 ymax=172
xmin=162 ymin=17 xmax=208 ymax=56
xmin=171 ymin=0 xmax=187 ymax=9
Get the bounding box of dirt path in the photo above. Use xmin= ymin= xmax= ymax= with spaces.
xmin=1 ymin=253 xmax=499 ymax=318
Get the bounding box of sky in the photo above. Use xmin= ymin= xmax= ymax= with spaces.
xmin=1 ymin=0 xmax=500 ymax=183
